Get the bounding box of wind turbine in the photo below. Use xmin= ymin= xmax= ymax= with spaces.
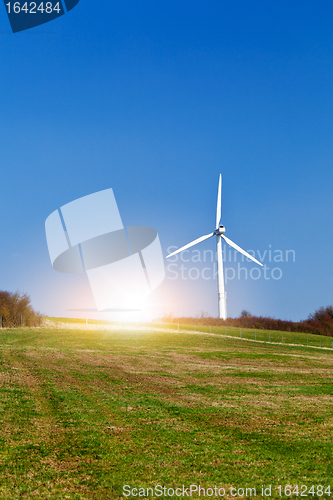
xmin=166 ymin=175 xmax=263 ymax=319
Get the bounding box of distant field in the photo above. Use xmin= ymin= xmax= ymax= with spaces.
xmin=0 ymin=325 xmax=332 ymax=499
xmin=47 ymin=318 xmax=333 ymax=350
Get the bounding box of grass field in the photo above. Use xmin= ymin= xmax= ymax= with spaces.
xmin=0 ymin=324 xmax=332 ymax=499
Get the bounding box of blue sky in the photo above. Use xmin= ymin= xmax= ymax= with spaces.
xmin=0 ymin=0 xmax=333 ymax=320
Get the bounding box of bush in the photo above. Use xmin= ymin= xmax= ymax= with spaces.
xmin=0 ymin=291 xmax=42 ymax=328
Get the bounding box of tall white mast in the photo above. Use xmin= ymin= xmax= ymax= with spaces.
xmin=216 ymin=234 xmax=226 ymax=319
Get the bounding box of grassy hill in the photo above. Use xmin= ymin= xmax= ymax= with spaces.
xmin=0 ymin=324 xmax=332 ymax=498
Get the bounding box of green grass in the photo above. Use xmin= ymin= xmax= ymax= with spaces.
xmin=0 ymin=325 xmax=332 ymax=499
xmin=161 ymin=322 xmax=333 ymax=350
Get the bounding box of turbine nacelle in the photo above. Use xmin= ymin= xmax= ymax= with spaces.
xmin=215 ymin=225 xmax=225 ymax=235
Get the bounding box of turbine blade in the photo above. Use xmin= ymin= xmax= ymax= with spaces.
xmin=222 ymin=235 xmax=263 ymax=266
xmin=216 ymin=174 xmax=222 ymax=230
xmin=166 ymin=233 xmax=214 ymax=258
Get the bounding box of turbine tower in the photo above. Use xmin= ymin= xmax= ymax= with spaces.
xmin=166 ymin=175 xmax=263 ymax=319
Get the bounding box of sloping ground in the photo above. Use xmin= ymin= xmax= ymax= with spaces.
xmin=0 ymin=327 xmax=331 ymax=499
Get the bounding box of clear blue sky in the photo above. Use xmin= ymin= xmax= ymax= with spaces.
xmin=0 ymin=0 xmax=332 ymax=320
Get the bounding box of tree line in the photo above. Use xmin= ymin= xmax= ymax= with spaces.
xmin=0 ymin=291 xmax=43 ymax=328
xmin=160 ymin=306 xmax=333 ymax=337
